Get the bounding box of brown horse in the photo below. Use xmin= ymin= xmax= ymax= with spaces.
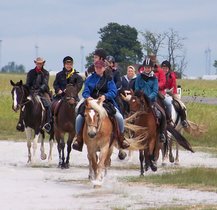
xmin=83 ymin=98 xmax=114 ymax=187
xmin=127 ymin=90 xmax=194 ymax=175
xmin=53 ymin=84 xmax=78 ymax=168
xmin=127 ymin=90 xmax=161 ymax=175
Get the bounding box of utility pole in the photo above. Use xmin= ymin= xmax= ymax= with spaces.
xmin=0 ymin=40 xmax=2 ymax=71
xmin=80 ymin=45 xmax=84 ymax=72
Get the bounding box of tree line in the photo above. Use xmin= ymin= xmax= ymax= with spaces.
xmin=1 ymin=61 xmax=25 ymax=74
xmin=86 ymin=22 xmax=187 ymax=78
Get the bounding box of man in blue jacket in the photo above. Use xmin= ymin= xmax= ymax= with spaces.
xmin=72 ymin=60 xmax=130 ymax=152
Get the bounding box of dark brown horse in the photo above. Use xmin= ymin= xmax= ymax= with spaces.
xmin=53 ymin=84 xmax=78 ymax=168
xmin=10 ymin=80 xmax=54 ymax=164
xmin=127 ymin=90 xmax=194 ymax=175
xmin=127 ymin=90 xmax=161 ymax=175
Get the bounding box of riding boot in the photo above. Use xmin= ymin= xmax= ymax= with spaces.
xmin=16 ymin=110 xmax=24 ymax=132
xmin=179 ymin=109 xmax=189 ymax=128
xmin=159 ymin=112 xmax=167 ymax=143
xmin=119 ymin=133 xmax=130 ymax=149
xmin=72 ymin=132 xmax=83 ymax=152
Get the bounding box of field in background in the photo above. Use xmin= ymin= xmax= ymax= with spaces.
xmin=1 ymin=73 xmax=217 ymax=150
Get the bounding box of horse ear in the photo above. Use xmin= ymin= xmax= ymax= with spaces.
xmin=10 ymin=80 xmax=15 ymax=86
xmin=20 ymin=80 xmax=23 ymax=85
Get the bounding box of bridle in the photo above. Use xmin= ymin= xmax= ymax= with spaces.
xmin=13 ymin=85 xmax=30 ymax=108
xmin=85 ymin=107 xmax=101 ymax=132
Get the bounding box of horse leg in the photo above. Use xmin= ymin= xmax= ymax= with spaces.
xmin=144 ymin=148 xmax=151 ymax=172
xmin=175 ymin=142 xmax=179 ymax=165
xmin=65 ymin=134 xmax=73 ymax=168
xmin=149 ymin=137 xmax=157 ymax=172
xmin=87 ymin=152 xmax=94 ymax=180
xmin=169 ymin=138 xmax=175 ymax=163
xmin=60 ymin=138 xmax=65 ymax=168
xmin=25 ymin=127 xmax=32 ymax=164
xmin=40 ymin=132 xmax=47 ymax=160
xmin=94 ymin=145 xmax=109 ymax=187
xmin=48 ymin=137 xmax=54 ymax=164
xmin=139 ymin=150 xmax=145 ymax=176
xmin=104 ymin=147 xmax=113 ymax=177
xmin=32 ymin=133 xmax=40 ymax=164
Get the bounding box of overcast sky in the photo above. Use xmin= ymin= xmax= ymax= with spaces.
xmin=0 ymin=0 xmax=216 ymax=77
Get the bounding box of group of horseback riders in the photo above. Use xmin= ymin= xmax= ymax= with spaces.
xmin=16 ymin=48 xmax=189 ymax=152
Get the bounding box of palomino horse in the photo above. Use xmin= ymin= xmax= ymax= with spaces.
xmin=53 ymin=84 xmax=78 ymax=168
xmin=10 ymin=80 xmax=53 ymax=164
xmin=83 ymin=98 xmax=114 ymax=187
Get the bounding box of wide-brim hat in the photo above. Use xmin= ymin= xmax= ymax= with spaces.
xmin=34 ymin=57 xmax=45 ymax=64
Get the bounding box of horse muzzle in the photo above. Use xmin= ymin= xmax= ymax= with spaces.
xmin=12 ymin=105 xmax=20 ymax=112
xmin=88 ymin=130 xmax=97 ymax=138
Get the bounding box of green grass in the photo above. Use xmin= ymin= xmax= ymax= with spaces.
xmin=121 ymin=167 xmax=217 ymax=192
xmin=178 ymin=79 xmax=217 ymax=97
xmin=148 ymin=205 xmax=217 ymax=210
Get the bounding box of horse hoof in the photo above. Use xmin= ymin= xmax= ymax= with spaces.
xmin=145 ymin=165 xmax=149 ymax=171
xmin=93 ymin=185 xmax=101 ymax=189
xmin=65 ymin=163 xmax=70 ymax=169
xmin=169 ymin=156 xmax=175 ymax=163
xmin=162 ymin=162 xmax=167 ymax=167
xmin=41 ymin=153 xmax=47 ymax=160
xmin=151 ymin=165 xmax=157 ymax=172
xmin=118 ymin=151 xmax=127 ymax=160
xmin=140 ymin=173 xmax=144 ymax=177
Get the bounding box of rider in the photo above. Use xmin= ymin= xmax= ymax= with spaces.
xmin=135 ymin=58 xmax=167 ymax=142
xmin=72 ymin=60 xmax=130 ymax=152
xmin=53 ymin=56 xmax=84 ymax=100
xmin=16 ymin=57 xmax=51 ymax=132
xmin=85 ymin=48 xmax=107 ymax=77
xmin=161 ymin=60 xmax=189 ymax=127
xmin=106 ymin=55 xmax=122 ymax=90
xmin=121 ymin=65 xmax=137 ymax=114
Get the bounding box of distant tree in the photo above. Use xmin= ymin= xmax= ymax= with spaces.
xmin=1 ymin=61 xmax=25 ymax=73
xmin=165 ymin=28 xmax=187 ymax=77
xmin=86 ymin=22 xmax=143 ymax=75
xmin=213 ymin=60 xmax=217 ymax=74
xmin=140 ymin=30 xmax=166 ymax=56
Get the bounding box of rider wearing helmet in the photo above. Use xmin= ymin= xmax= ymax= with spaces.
xmin=53 ymin=56 xmax=83 ymax=99
xmin=106 ymin=55 xmax=122 ymax=90
xmin=161 ymin=60 xmax=188 ymax=127
xmin=135 ymin=58 xmax=167 ymax=142
xmin=85 ymin=48 xmax=107 ymax=77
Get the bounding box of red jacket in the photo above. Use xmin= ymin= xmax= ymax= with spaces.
xmin=165 ymin=71 xmax=177 ymax=94
xmin=154 ymin=66 xmax=166 ymax=94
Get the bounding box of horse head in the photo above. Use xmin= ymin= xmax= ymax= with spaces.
xmin=64 ymin=84 xmax=78 ymax=105
xmin=10 ymin=80 xmax=29 ymax=112
xmin=129 ymin=90 xmax=151 ymax=113
xmin=84 ymin=98 xmax=107 ymax=138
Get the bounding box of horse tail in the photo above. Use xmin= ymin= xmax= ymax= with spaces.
xmin=184 ymin=120 xmax=207 ymax=137
xmin=167 ymin=124 xmax=194 ymax=153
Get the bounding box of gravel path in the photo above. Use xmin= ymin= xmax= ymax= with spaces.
xmin=0 ymin=141 xmax=217 ymax=210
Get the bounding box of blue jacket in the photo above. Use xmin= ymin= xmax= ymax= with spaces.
xmin=135 ymin=73 xmax=158 ymax=102
xmin=82 ymin=72 xmax=118 ymax=108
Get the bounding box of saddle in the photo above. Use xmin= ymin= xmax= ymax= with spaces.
xmin=151 ymin=102 xmax=166 ymax=125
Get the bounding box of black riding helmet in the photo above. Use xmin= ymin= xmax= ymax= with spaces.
xmin=161 ymin=60 xmax=171 ymax=69
xmin=106 ymin=55 xmax=115 ymax=63
xmin=143 ymin=58 xmax=154 ymax=67
xmin=63 ymin=56 xmax=73 ymax=64
xmin=94 ymin=48 xmax=107 ymax=60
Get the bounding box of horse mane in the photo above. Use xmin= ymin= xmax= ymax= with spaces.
xmin=134 ymin=90 xmax=152 ymax=108
xmin=87 ymin=99 xmax=108 ymax=119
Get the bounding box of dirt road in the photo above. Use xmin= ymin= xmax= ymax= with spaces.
xmin=0 ymin=141 xmax=217 ymax=210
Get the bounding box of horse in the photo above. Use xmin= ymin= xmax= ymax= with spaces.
xmin=10 ymin=80 xmax=53 ymax=164
xmin=126 ymin=90 xmax=162 ymax=175
xmin=52 ymin=84 xmax=78 ymax=168
xmin=83 ymin=98 xmax=114 ymax=188
xmin=126 ymin=90 xmax=194 ymax=175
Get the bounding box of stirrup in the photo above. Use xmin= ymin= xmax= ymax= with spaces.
xmin=121 ymin=140 xmax=130 ymax=149
xmin=72 ymin=140 xmax=83 ymax=152
xmin=181 ymin=120 xmax=189 ymax=128
xmin=43 ymin=123 xmax=51 ymax=133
